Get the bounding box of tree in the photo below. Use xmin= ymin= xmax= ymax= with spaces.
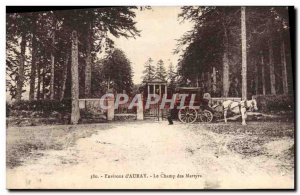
xmin=241 ymin=6 xmax=247 ymax=100
xmin=49 ymin=17 xmax=56 ymax=100
xmin=281 ymin=36 xmax=288 ymax=94
xmin=142 ymin=58 xmax=155 ymax=82
xmin=16 ymin=32 xmax=26 ymax=102
xmin=71 ymin=30 xmax=80 ymax=124
xmin=84 ymin=19 xmax=92 ymax=97
xmin=155 ymin=59 xmax=167 ymax=81
xmin=177 ymin=7 xmax=241 ymax=96
xmin=82 ymin=7 xmax=140 ymax=97
xmin=28 ymin=13 xmax=38 ymax=101
xmin=60 ymin=52 xmax=69 ymax=101
xmin=177 ymin=6 xmax=292 ymax=97
xmin=167 ymin=62 xmax=177 ymax=91
xmin=100 ymin=49 xmax=134 ymax=94
xmin=260 ymin=51 xmax=266 ymax=95
xmin=7 ymin=7 xmax=142 ymax=103
xmin=6 ymin=12 xmax=33 ymax=102
xmin=267 ymin=19 xmax=276 ymax=95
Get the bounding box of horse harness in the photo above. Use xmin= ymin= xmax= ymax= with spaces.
xmin=226 ymin=100 xmax=252 ymax=112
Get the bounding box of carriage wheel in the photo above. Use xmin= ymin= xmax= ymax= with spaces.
xmin=199 ymin=110 xmax=213 ymax=123
xmin=178 ymin=107 xmax=197 ymax=123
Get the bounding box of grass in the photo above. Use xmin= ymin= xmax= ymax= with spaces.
xmin=202 ymin=122 xmax=295 ymax=159
xmin=202 ymin=121 xmax=294 ymax=138
xmin=6 ymin=124 xmax=112 ymax=169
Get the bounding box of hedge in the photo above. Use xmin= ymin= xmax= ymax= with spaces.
xmin=253 ymin=94 xmax=294 ymax=112
xmin=9 ymin=99 xmax=72 ymax=114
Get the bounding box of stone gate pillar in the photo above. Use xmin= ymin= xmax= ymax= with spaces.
xmin=136 ymin=94 xmax=144 ymax=120
xmin=106 ymin=91 xmax=115 ymax=121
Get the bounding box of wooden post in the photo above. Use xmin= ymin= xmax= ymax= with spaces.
xmin=241 ymin=6 xmax=247 ymax=100
xmin=147 ymin=84 xmax=150 ymax=96
xmin=71 ymin=30 xmax=80 ymax=125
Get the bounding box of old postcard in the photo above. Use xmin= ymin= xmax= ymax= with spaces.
xmin=6 ymin=6 xmax=295 ymax=189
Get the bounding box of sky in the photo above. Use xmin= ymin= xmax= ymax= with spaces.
xmin=112 ymin=7 xmax=194 ymax=84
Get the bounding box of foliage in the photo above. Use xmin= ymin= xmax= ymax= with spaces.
xmin=92 ymin=49 xmax=134 ymax=95
xmin=142 ymin=58 xmax=155 ymax=82
xmin=10 ymin=99 xmax=71 ymax=113
xmin=167 ymin=63 xmax=177 ymax=91
xmin=155 ymin=59 xmax=167 ymax=81
xmin=253 ymin=94 xmax=294 ymax=112
xmin=176 ymin=6 xmax=293 ymax=97
xmin=6 ymin=7 xmax=140 ymax=101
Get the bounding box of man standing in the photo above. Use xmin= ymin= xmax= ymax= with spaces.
xmin=167 ymin=108 xmax=174 ymax=125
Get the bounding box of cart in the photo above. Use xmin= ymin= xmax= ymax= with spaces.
xmin=174 ymin=87 xmax=223 ymax=123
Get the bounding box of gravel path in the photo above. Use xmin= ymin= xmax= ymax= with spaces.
xmin=7 ymin=121 xmax=294 ymax=189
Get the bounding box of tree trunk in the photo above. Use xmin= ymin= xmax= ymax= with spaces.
xmin=71 ymin=30 xmax=80 ymax=124
xmin=268 ymin=39 xmax=276 ymax=95
xmin=37 ymin=63 xmax=41 ymax=100
xmin=222 ymin=53 xmax=229 ymax=97
xmin=222 ymin=51 xmax=229 ymax=98
xmin=16 ymin=33 xmax=26 ymax=102
xmin=222 ymin=22 xmax=230 ymax=97
xmin=261 ymin=51 xmax=266 ymax=95
xmin=29 ymin=32 xmax=37 ymax=101
xmin=281 ymin=38 xmax=288 ymax=94
xmin=201 ymin=72 xmax=205 ymax=91
xmin=50 ymin=30 xmax=55 ymax=100
xmin=60 ymin=52 xmax=69 ymax=101
xmin=267 ymin=20 xmax=276 ymax=95
xmin=42 ymin=69 xmax=46 ymax=100
xmin=255 ymin=60 xmax=259 ymax=95
xmin=207 ymin=71 xmax=212 ymax=93
xmin=85 ymin=22 xmax=92 ymax=97
xmin=212 ymin=67 xmax=217 ymax=94
xmin=241 ymin=6 xmax=247 ymax=100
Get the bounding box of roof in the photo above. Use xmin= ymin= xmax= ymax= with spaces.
xmin=143 ymin=77 xmax=167 ymax=84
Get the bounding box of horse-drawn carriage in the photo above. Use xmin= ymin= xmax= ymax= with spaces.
xmin=172 ymin=87 xmax=258 ymax=125
xmin=172 ymin=87 xmax=223 ymax=123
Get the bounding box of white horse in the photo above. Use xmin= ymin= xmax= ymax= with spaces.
xmin=223 ymin=98 xmax=258 ymax=125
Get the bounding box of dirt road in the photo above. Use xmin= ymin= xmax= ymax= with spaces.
xmin=7 ymin=121 xmax=294 ymax=189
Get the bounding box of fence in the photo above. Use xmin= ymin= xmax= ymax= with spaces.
xmin=78 ymin=94 xmax=144 ymax=122
xmin=211 ymin=97 xmax=242 ymax=106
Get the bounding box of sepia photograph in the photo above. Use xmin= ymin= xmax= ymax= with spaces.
xmin=5 ymin=6 xmax=295 ymax=189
